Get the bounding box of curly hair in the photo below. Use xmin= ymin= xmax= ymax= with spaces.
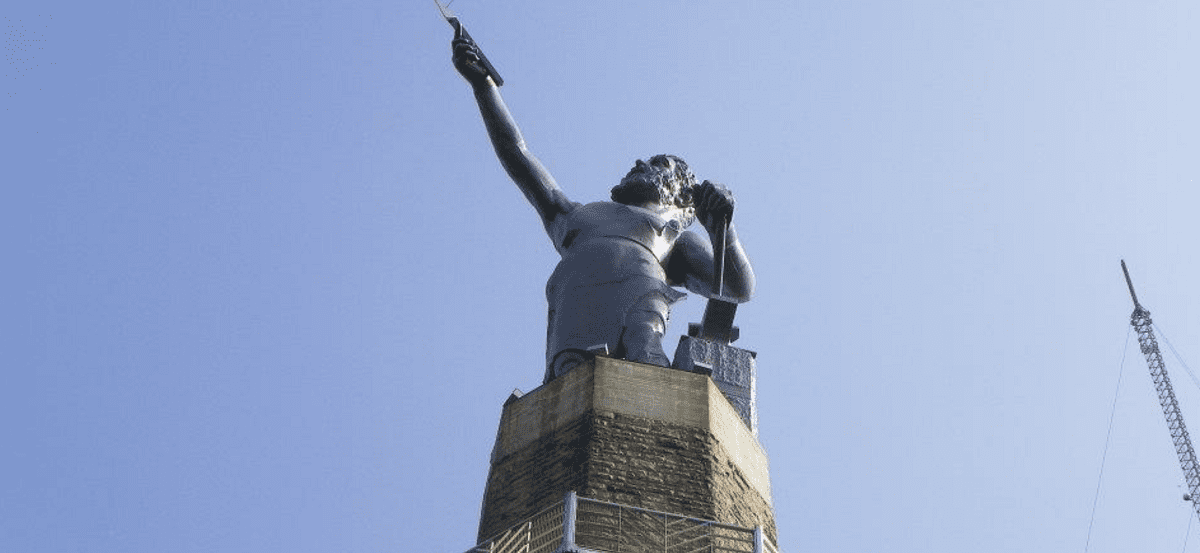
xmin=611 ymin=155 xmax=698 ymax=212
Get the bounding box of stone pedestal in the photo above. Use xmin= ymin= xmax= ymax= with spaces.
xmin=477 ymin=357 xmax=776 ymax=545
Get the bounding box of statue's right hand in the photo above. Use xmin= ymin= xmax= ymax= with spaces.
xmin=452 ymin=38 xmax=491 ymax=87
xmin=694 ymin=180 xmax=735 ymax=235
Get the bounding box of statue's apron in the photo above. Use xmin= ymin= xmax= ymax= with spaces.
xmin=544 ymin=202 xmax=686 ymax=382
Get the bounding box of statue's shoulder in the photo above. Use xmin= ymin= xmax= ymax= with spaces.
xmin=578 ymin=200 xmax=624 ymax=214
xmin=569 ymin=201 xmax=660 ymax=227
xmin=566 ymin=201 xmax=689 ymax=237
xmin=546 ymin=201 xmax=633 ymax=254
xmin=556 ymin=201 xmax=625 ymax=226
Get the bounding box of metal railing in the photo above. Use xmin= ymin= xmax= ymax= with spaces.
xmin=575 ymin=497 xmax=756 ymax=552
xmin=467 ymin=500 xmax=565 ymax=553
xmin=464 ymin=493 xmax=779 ymax=553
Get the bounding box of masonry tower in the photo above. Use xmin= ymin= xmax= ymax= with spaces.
xmin=465 ymin=329 xmax=779 ymax=552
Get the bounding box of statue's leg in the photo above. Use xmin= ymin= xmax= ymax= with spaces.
xmin=619 ymin=291 xmax=672 ymax=367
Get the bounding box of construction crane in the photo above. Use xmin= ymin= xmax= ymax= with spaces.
xmin=1121 ymin=260 xmax=1200 ymax=519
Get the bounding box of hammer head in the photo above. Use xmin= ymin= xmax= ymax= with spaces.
xmin=690 ymin=297 xmax=738 ymax=345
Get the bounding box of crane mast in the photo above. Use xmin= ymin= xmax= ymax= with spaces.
xmin=1121 ymin=260 xmax=1200 ymax=518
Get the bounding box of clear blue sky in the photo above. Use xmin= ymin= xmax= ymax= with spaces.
xmin=4 ymin=1 xmax=1200 ymax=552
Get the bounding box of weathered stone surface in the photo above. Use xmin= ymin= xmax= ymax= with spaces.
xmin=672 ymin=335 xmax=758 ymax=434
xmin=477 ymin=358 xmax=776 ymax=544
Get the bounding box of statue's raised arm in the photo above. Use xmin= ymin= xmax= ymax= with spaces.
xmin=453 ymin=38 xmax=578 ymax=231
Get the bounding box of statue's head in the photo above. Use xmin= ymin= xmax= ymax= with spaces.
xmin=611 ymin=155 xmax=697 ymax=222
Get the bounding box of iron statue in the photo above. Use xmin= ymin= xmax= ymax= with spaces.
xmin=451 ymin=35 xmax=755 ymax=383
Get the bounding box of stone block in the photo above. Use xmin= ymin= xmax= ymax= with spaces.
xmin=672 ymin=335 xmax=758 ymax=435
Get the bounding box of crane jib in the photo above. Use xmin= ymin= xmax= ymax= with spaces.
xmin=1122 ymin=261 xmax=1200 ymax=519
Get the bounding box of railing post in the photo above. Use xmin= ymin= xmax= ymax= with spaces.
xmin=561 ymin=491 xmax=578 ymax=551
xmin=753 ymin=525 xmax=764 ymax=553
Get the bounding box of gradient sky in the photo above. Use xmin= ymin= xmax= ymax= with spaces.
xmin=4 ymin=1 xmax=1200 ymax=552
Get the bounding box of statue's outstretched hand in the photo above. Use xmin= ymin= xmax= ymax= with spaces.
xmin=452 ymin=38 xmax=491 ymax=87
xmin=694 ymin=180 xmax=735 ymax=235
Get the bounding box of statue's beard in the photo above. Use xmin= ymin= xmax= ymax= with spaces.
xmin=611 ymin=174 xmax=696 ymax=228
xmin=612 ymin=173 xmax=665 ymax=206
